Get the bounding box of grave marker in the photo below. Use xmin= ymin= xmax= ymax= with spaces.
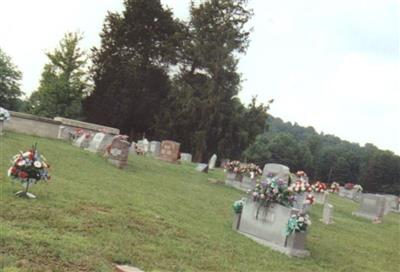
xmin=321 ymin=203 xmax=334 ymax=224
xmin=352 ymin=194 xmax=386 ymax=222
xmin=158 ymin=140 xmax=180 ymax=163
xmin=107 ymin=136 xmax=130 ymax=169
xmin=208 ymin=154 xmax=217 ymax=169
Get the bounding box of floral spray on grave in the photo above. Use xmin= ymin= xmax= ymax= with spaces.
xmin=7 ymin=143 xmax=51 ymax=198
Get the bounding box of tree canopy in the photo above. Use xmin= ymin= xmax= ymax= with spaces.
xmin=0 ymin=47 xmax=23 ymax=110
xmin=28 ymin=32 xmax=88 ymax=119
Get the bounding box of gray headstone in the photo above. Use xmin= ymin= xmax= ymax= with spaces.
xmin=196 ymin=163 xmax=208 ymax=173
xmin=208 ymin=154 xmax=217 ymax=169
xmin=352 ymin=194 xmax=386 ymax=221
xmin=0 ymin=120 xmax=4 ymax=135
xmin=261 ymin=163 xmax=290 ymax=183
xmin=180 ymin=153 xmax=192 ymax=163
xmin=313 ymin=192 xmax=328 ymax=204
xmin=85 ymin=133 xmax=113 ymax=153
xmin=149 ymin=141 xmax=161 ymax=157
xmin=321 ymin=203 xmax=334 ymax=224
xmin=381 ymin=194 xmax=399 ymax=214
xmin=237 ymin=199 xmax=309 ymax=257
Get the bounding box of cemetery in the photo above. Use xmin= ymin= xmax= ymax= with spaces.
xmin=1 ymin=131 xmax=399 ymax=271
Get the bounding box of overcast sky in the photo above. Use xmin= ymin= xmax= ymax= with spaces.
xmin=0 ymin=0 xmax=399 ymax=154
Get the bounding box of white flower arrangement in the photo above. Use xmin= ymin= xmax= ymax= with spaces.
xmin=0 ymin=107 xmax=11 ymax=121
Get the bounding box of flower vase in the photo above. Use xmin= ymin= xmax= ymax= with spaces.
xmin=15 ymin=182 xmax=36 ymax=199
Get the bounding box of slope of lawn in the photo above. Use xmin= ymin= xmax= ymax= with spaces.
xmin=0 ymin=132 xmax=399 ymax=272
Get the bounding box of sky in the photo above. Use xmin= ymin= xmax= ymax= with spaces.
xmin=0 ymin=0 xmax=399 ymax=155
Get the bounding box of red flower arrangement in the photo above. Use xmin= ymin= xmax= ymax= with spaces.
xmin=311 ymin=181 xmax=327 ymax=193
xmin=7 ymin=144 xmax=51 ymax=198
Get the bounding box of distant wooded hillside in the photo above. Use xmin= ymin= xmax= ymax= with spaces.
xmin=244 ymin=116 xmax=400 ymax=194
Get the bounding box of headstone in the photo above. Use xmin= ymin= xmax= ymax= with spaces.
xmin=313 ymin=192 xmax=328 ymax=204
xmin=241 ymin=176 xmax=257 ymax=191
xmin=129 ymin=142 xmax=137 ymax=155
xmin=73 ymin=134 xmax=88 ymax=148
xmin=261 ymin=163 xmax=290 ymax=183
xmin=321 ymin=203 xmax=334 ymax=224
xmin=382 ymin=194 xmax=399 ymax=214
xmin=158 ymin=140 xmax=180 ymax=163
xmin=107 ymin=136 xmax=130 ymax=169
xmin=352 ymin=194 xmax=386 ymax=222
xmin=208 ymin=154 xmax=217 ymax=170
xmin=85 ymin=133 xmax=114 ymax=153
xmin=236 ymin=199 xmax=310 ymax=257
xmin=137 ymin=139 xmax=149 ymax=154
xmin=0 ymin=120 xmax=4 ymax=136
xmin=195 ymin=163 xmax=208 ymax=173
xmin=180 ymin=153 xmax=192 ymax=163
xmin=149 ymin=141 xmax=161 ymax=157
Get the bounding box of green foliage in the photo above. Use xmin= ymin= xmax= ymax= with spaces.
xmin=0 ymin=47 xmax=23 ymax=110
xmin=156 ymin=0 xmax=260 ymax=162
xmin=28 ymin=32 xmax=88 ymax=118
xmin=245 ymin=116 xmax=400 ymax=194
xmin=84 ymin=0 xmax=181 ymax=138
xmin=1 ymin=132 xmax=399 ymax=271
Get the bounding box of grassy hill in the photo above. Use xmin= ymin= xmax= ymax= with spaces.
xmin=0 ymin=132 xmax=399 ymax=272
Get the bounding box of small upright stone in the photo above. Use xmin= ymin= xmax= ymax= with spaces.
xmin=321 ymin=203 xmax=334 ymax=224
xmin=208 ymin=154 xmax=217 ymax=170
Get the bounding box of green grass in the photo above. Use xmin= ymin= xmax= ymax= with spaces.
xmin=0 ymin=132 xmax=399 ymax=272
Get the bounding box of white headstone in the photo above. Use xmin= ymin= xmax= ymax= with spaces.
xmin=180 ymin=153 xmax=192 ymax=163
xmin=73 ymin=134 xmax=86 ymax=148
xmin=196 ymin=163 xmax=208 ymax=173
xmin=149 ymin=141 xmax=161 ymax=156
xmin=208 ymin=154 xmax=217 ymax=169
xmin=322 ymin=203 xmax=334 ymax=224
xmin=86 ymin=133 xmax=105 ymax=152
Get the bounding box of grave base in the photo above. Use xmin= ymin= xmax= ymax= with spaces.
xmin=225 ymin=179 xmax=248 ymax=192
xmin=15 ymin=191 xmax=36 ymax=199
xmin=352 ymin=211 xmax=380 ymax=221
xmin=236 ymin=230 xmax=310 ymax=258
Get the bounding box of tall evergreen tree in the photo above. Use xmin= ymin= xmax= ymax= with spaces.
xmin=156 ymin=0 xmax=255 ymax=162
xmin=0 ymin=47 xmax=23 ymax=110
xmin=84 ymin=0 xmax=181 ymax=138
xmin=28 ymin=32 xmax=88 ymax=118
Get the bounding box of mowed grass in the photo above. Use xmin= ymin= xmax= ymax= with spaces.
xmin=0 ymin=132 xmax=399 ymax=272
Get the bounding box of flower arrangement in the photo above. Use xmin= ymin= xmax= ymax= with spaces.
xmin=311 ymin=181 xmax=327 ymax=193
xmin=0 ymin=107 xmax=11 ymax=121
xmin=353 ymin=184 xmax=363 ymax=192
xmin=286 ymin=213 xmax=311 ymax=236
xmin=233 ymin=199 xmax=245 ymax=214
xmin=330 ymin=182 xmax=340 ymax=193
xmin=288 ymin=179 xmax=312 ymax=194
xmin=344 ymin=182 xmax=354 ymax=190
xmin=241 ymin=163 xmax=262 ymax=178
xmin=7 ymin=144 xmax=51 ymax=198
xmin=305 ymin=194 xmax=315 ymax=205
xmin=250 ymin=178 xmax=294 ymax=208
xmin=225 ymin=160 xmax=242 ymax=174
